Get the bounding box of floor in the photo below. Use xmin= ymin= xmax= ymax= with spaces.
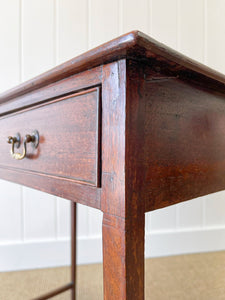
xmin=0 ymin=251 xmax=225 ymax=299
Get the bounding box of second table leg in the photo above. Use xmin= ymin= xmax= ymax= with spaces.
xmin=71 ymin=202 xmax=77 ymax=300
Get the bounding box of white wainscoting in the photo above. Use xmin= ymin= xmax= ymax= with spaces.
xmin=0 ymin=0 xmax=225 ymax=271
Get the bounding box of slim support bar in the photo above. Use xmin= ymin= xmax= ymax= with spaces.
xmin=71 ymin=202 xmax=77 ymax=300
xmin=32 ymin=282 xmax=73 ymax=300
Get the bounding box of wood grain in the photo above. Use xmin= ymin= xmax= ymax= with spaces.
xmin=134 ymin=66 xmax=225 ymax=212
xmin=101 ymin=60 xmax=145 ymax=299
xmin=0 ymin=87 xmax=101 ymax=187
xmin=101 ymin=60 xmax=126 ymax=217
xmin=102 ymin=213 xmax=144 ymax=300
xmin=0 ymin=66 xmax=102 ymax=116
xmin=0 ymin=165 xmax=101 ymax=209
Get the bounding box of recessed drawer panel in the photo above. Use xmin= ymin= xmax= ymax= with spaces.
xmin=0 ymin=87 xmax=101 ymax=187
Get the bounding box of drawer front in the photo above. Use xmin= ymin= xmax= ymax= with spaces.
xmin=0 ymin=87 xmax=101 ymax=187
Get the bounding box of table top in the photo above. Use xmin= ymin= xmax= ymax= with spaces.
xmin=0 ymin=30 xmax=224 ymax=104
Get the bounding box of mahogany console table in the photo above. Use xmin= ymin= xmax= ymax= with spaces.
xmin=0 ymin=31 xmax=225 ymax=299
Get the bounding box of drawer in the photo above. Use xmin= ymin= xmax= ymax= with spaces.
xmin=0 ymin=87 xmax=101 ymax=187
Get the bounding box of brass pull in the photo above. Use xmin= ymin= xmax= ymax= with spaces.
xmin=7 ymin=130 xmax=39 ymax=160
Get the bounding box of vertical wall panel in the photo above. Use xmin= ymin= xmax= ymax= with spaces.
xmin=0 ymin=0 xmax=20 ymax=92
xmin=150 ymin=206 xmax=176 ymax=231
xmin=204 ymin=191 xmax=225 ymax=226
xmin=56 ymin=198 xmax=71 ymax=239
xmin=77 ymin=204 xmax=89 ymax=237
xmin=0 ymin=1 xmax=22 ymax=243
xmin=121 ymin=0 xmax=149 ymax=33
xmin=0 ymin=181 xmax=22 ymax=242
xmin=178 ymin=0 xmax=204 ymax=62
xmin=145 ymin=211 xmax=151 ymax=234
xmin=23 ymin=187 xmax=56 ymax=240
xmin=206 ymin=0 xmax=225 ymax=73
xmin=88 ymin=208 xmax=103 ymax=236
xmin=151 ymin=0 xmax=177 ymax=48
xmin=22 ymin=0 xmax=55 ymax=81
xmin=176 ymin=0 xmax=205 ymax=229
xmin=176 ymin=198 xmax=203 ymax=229
xmin=57 ymin=0 xmax=88 ymax=64
xmin=89 ymin=0 xmax=119 ymax=48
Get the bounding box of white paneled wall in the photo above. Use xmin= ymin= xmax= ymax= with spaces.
xmin=0 ymin=0 xmax=225 ymax=272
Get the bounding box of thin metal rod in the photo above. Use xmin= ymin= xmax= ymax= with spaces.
xmin=32 ymin=282 xmax=73 ymax=300
xmin=71 ymin=201 xmax=77 ymax=300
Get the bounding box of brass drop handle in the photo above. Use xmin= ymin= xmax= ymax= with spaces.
xmin=7 ymin=130 xmax=39 ymax=160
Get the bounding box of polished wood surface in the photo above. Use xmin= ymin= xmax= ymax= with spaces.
xmin=0 ymin=66 xmax=102 ymax=116
xmin=101 ymin=61 xmax=145 ymax=299
xmin=125 ymin=61 xmax=225 ymax=212
xmin=0 ymin=31 xmax=224 ymax=103
xmin=143 ymin=76 xmax=225 ymax=211
xmin=0 ymin=31 xmax=224 ymax=299
xmin=0 ymin=87 xmax=100 ymax=187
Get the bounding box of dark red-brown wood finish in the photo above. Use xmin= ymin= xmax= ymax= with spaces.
xmin=0 ymin=31 xmax=225 ymax=299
